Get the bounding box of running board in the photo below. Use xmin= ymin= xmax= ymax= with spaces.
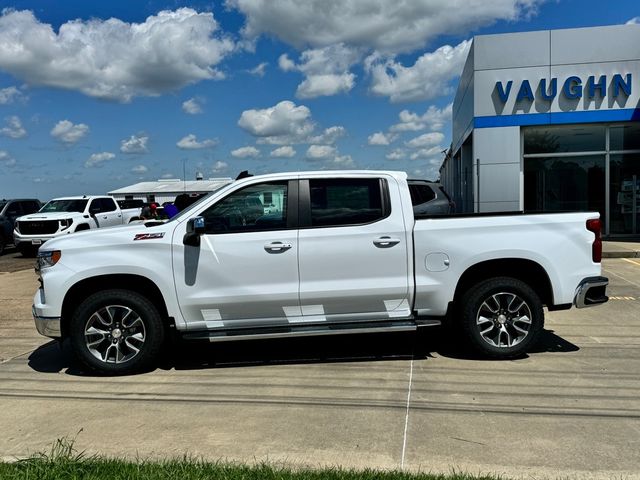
xmin=181 ymin=319 xmax=441 ymax=343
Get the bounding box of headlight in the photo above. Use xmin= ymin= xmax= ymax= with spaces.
xmin=60 ymin=218 xmax=73 ymax=231
xmin=37 ymin=250 xmax=62 ymax=269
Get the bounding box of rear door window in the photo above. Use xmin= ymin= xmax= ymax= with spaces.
xmin=308 ymin=178 xmax=385 ymax=227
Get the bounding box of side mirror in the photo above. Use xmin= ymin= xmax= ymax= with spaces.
xmin=183 ymin=216 xmax=205 ymax=246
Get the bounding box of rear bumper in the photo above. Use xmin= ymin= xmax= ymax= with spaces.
xmin=574 ymin=276 xmax=609 ymax=308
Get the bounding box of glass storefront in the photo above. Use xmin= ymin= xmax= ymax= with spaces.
xmin=524 ymin=123 xmax=640 ymax=236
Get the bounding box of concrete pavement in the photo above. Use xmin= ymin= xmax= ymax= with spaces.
xmin=603 ymin=240 xmax=640 ymax=258
xmin=0 ymin=254 xmax=639 ymax=479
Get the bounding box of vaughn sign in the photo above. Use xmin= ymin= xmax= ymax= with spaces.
xmin=495 ymin=73 xmax=633 ymax=103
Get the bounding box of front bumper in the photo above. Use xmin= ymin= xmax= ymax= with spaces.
xmin=14 ymin=231 xmax=60 ymax=247
xmin=574 ymin=276 xmax=609 ymax=308
xmin=33 ymin=306 xmax=62 ymax=338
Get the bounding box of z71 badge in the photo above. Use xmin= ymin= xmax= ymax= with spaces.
xmin=134 ymin=232 xmax=165 ymax=241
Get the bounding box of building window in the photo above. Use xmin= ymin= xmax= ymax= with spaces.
xmin=524 ymin=122 xmax=640 ymax=236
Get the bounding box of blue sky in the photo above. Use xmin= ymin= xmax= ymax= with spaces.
xmin=0 ymin=0 xmax=638 ymax=200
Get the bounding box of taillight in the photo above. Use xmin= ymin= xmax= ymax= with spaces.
xmin=586 ymin=219 xmax=602 ymax=263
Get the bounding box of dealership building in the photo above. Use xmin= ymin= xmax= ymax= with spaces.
xmin=441 ymin=24 xmax=639 ymax=237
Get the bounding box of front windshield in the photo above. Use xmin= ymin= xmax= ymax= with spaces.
xmin=40 ymin=199 xmax=88 ymax=213
xmin=0 ymin=201 xmax=6 ymax=212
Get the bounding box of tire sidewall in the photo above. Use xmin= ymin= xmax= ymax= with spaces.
xmin=70 ymin=289 xmax=164 ymax=374
xmin=460 ymin=277 xmax=543 ymax=358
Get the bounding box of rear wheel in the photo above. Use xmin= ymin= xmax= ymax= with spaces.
xmin=459 ymin=277 xmax=543 ymax=359
xmin=69 ymin=289 xmax=165 ymax=374
xmin=0 ymin=235 xmax=6 ymax=256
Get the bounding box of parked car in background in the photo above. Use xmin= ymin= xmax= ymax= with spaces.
xmin=0 ymin=199 xmax=41 ymax=255
xmin=14 ymin=196 xmax=141 ymax=256
xmin=408 ymin=180 xmax=455 ymax=215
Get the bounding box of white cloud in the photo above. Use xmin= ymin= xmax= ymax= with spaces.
xmin=277 ymin=44 xmax=360 ymax=99
xmin=270 ymin=145 xmax=296 ymax=158
xmin=391 ymin=103 xmax=452 ymax=132
xmin=1 ymin=115 xmax=27 ymax=139
xmin=238 ymin=100 xmax=314 ymax=144
xmin=231 ymin=146 xmax=260 ymax=158
xmin=85 ymin=151 xmax=115 ymax=168
xmin=0 ymin=86 xmax=23 ymax=104
xmin=309 ymin=126 xmax=346 ymax=145
xmin=297 ymin=73 xmax=355 ymax=98
xmin=120 ymin=134 xmax=149 ymax=153
xmin=238 ymin=101 xmax=347 ymax=146
xmin=367 ymin=40 xmax=471 ymax=103
xmin=368 ymin=131 xmax=396 ymax=146
xmin=328 ymin=154 xmax=355 ymax=168
xmin=161 ymin=173 xmax=175 ymax=179
xmin=131 ymin=165 xmax=148 ymax=174
xmin=386 ymin=149 xmax=406 ymax=160
xmin=406 ymin=132 xmax=445 ymax=148
xmin=278 ymin=54 xmax=296 ymax=72
xmin=50 ymin=119 xmax=88 ymax=144
xmin=409 ymin=146 xmax=444 ymax=161
xmin=182 ymin=98 xmax=204 ymax=114
xmin=213 ymin=160 xmax=228 ymax=173
xmin=230 ymin=0 xmax=542 ymax=54
xmin=0 ymin=150 xmax=16 ymax=167
xmin=0 ymin=8 xmax=235 ymax=102
xmin=177 ymin=134 xmax=218 ymax=150
xmin=626 ymin=17 xmax=639 ymax=24
xmin=306 ymin=144 xmax=336 ymax=159
xmin=248 ymin=62 xmax=268 ymax=77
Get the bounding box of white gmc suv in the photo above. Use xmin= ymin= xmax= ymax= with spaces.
xmin=14 ymin=196 xmax=141 ymax=256
xmin=32 ymin=171 xmax=608 ymax=374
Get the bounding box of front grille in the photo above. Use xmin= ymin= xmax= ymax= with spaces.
xmin=18 ymin=220 xmax=59 ymax=235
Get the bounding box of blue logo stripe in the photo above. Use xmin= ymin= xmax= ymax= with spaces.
xmin=474 ymin=108 xmax=640 ymax=128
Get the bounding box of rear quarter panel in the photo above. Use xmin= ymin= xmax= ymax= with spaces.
xmin=413 ymin=212 xmax=602 ymax=315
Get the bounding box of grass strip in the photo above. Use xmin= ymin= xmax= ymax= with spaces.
xmin=0 ymin=437 xmax=504 ymax=480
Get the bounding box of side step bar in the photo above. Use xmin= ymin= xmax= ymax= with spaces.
xmin=181 ymin=319 xmax=441 ymax=343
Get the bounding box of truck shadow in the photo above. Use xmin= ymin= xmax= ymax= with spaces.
xmin=26 ymin=328 xmax=579 ymax=376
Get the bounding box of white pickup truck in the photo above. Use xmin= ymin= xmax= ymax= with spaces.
xmin=14 ymin=196 xmax=141 ymax=256
xmin=32 ymin=171 xmax=608 ymax=374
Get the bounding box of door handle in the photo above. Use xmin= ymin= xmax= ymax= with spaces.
xmin=102 ymin=216 xmax=108 ymax=219
xmin=264 ymin=241 xmax=292 ymax=253
xmin=373 ymin=236 xmax=401 ymax=248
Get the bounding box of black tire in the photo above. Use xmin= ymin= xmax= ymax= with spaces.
xmin=69 ymin=289 xmax=165 ymax=374
xmin=459 ymin=277 xmax=543 ymax=359
xmin=0 ymin=235 xmax=5 ymax=256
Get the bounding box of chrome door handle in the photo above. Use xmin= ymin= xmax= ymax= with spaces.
xmin=373 ymin=236 xmax=400 ymax=248
xmin=264 ymin=241 xmax=292 ymax=253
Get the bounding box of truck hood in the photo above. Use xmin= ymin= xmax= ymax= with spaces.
xmin=40 ymin=221 xmax=171 ymax=251
xmin=17 ymin=212 xmax=85 ymax=221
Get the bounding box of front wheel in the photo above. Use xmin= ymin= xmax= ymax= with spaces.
xmin=459 ymin=277 xmax=543 ymax=359
xmin=69 ymin=290 xmax=165 ymax=374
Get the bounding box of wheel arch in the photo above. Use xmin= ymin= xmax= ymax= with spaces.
xmin=61 ymin=274 xmax=172 ymax=339
xmin=453 ymin=258 xmax=554 ymax=308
